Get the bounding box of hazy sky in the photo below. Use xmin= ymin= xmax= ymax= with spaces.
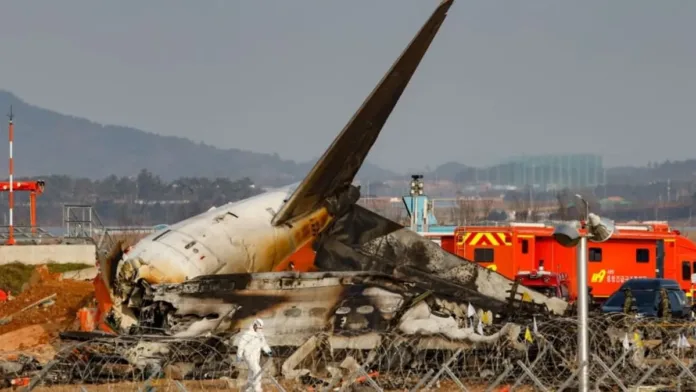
xmin=1 ymin=1 xmax=694 ymax=173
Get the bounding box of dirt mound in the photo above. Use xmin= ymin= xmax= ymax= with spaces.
xmin=0 ymin=277 xmax=94 ymax=336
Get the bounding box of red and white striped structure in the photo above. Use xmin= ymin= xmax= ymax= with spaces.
xmin=6 ymin=107 xmax=14 ymax=245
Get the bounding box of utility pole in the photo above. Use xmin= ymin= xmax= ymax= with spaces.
xmin=576 ymin=234 xmax=589 ymax=391
xmin=6 ymin=106 xmax=15 ymax=245
xmin=553 ymin=199 xmax=616 ymax=392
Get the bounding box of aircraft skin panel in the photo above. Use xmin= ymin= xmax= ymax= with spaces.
xmin=121 ymin=189 xmax=331 ymax=282
xmin=271 ymin=0 xmax=454 ymax=227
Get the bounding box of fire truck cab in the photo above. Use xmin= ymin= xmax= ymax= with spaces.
xmin=514 ymin=265 xmax=572 ymax=302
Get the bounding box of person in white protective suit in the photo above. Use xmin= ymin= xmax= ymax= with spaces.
xmin=236 ymin=318 xmax=272 ymax=392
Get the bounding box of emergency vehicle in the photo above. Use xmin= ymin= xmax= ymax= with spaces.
xmin=451 ymin=221 xmax=696 ymax=303
xmin=514 ymin=267 xmax=572 ymax=302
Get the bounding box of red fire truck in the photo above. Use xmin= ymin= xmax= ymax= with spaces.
xmin=451 ymin=221 xmax=696 ymax=303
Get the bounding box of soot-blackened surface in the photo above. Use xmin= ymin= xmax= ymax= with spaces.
xmin=403 ymin=240 xmax=430 ymax=267
xmin=186 ymin=274 xmax=254 ymax=291
xmin=314 ymin=203 xmax=403 ymax=272
xmin=171 ymin=274 xmax=287 ymax=321
xmin=325 ymin=204 xmax=403 ymax=247
xmin=329 ymin=284 xmax=396 ymax=335
xmin=394 ymin=265 xmax=508 ymax=314
xmin=215 ymin=293 xmax=289 ymax=322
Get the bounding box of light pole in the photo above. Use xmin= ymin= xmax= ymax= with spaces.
xmin=552 ymin=194 xmax=616 ymax=392
xmin=409 ymin=175 xmax=424 ymax=231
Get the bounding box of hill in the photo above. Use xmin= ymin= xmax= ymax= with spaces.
xmin=0 ymin=90 xmax=397 ymax=186
xmin=425 ymin=159 xmax=696 ymax=186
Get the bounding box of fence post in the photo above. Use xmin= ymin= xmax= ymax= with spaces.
xmin=593 ymin=349 xmax=630 ymax=390
xmin=442 ymin=366 xmax=468 ymax=391
xmin=243 ymin=358 xmax=285 ymax=392
xmin=669 ymin=353 xmax=696 ymax=386
xmin=557 ymin=360 xmax=587 ymax=392
xmin=484 ymin=365 xmax=512 ymax=392
xmin=591 ymin=354 xmax=628 ymax=392
xmin=410 ymin=369 xmax=435 ymax=392
xmin=24 ymin=359 xmax=59 ymax=392
xmin=511 ymin=345 xmax=549 ymax=389
xmin=633 ymin=363 xmax=661 ymax=390
xmin=338 ymin=359 xmax=382 ymax=392
xmin=515 ymin=360 xmax=550 ymax=392
xmin=173 ymin=381 xmax=189 ymax=392
xmin=423 ymin=348 xmax=463 ymax=390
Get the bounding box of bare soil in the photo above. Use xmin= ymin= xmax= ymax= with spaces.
xmin=0 ymin=271 xmax=94 ymax=337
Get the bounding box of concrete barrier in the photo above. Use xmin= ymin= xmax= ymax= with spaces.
xmin=0 ymin=244 xmax=96 ymax=265
xmin=61 ymin=267 xmax=98 ymax=280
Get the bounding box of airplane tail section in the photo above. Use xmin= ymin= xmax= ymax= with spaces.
xmin=272 ymin=0 xmax=454 ymax=227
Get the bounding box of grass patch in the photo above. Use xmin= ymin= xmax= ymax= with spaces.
xmin=0 ymin=262 xmax=93 ymax=293
xmin=46 ymin=263 xmax=93 ymax=274
xmin=0 ymin=262 xmax=36 ymax=293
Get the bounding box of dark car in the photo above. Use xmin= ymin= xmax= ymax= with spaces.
xmin=601 ymin=278 xmax=689 ymax=319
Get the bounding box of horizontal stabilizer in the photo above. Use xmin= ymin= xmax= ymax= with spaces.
xmin=272 ymin=0 xmax=454 ymax=226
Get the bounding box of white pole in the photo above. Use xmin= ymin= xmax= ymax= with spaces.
xmin=423 ymin=196 xmax=429 ymax=232
xmin=414 ymin=196 xmax=419 ymax=232
xmin=410 ymin=192 xmax=416 ymax=232
xmin=577 ymin=235 xmax=589 ymax=392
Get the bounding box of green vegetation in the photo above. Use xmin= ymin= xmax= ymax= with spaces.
xmin=2 ymin=170 xmax=262 ymax=227
xmin=0 ymin=262 xmax=36 ymax=294
xmin=46 ymin=263 xmax=93 ymax=274
xmin=0 ymin=262 xmax=93 ymax=294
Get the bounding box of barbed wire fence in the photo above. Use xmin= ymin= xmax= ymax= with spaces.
xmin=11 ymin=313 xmax=696 ymax=391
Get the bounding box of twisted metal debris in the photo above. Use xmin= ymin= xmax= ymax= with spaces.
xmin=8 ymin=313 xmax=696 ymax=391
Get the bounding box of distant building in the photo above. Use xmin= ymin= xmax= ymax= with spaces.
xmin=482 ymin=154 xmax=605 ymax=190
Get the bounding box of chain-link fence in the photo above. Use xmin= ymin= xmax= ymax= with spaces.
xmin=11 ymin=313 xmax=696 ymax=391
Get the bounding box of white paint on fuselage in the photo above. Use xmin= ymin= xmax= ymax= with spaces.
xmin=122 ymin=182 xmax=301 ymax=284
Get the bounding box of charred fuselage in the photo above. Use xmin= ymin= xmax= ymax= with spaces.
xmin=120 ymin=271 xmax=533 ymax=347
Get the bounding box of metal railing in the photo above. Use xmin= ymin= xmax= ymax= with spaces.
xmin=0 ymin=225 xmax=56 ymax=244
xmin=62 ymin=204 xmax=118 ymax=261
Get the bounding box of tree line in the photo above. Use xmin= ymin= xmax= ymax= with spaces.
xmin=1 ymin=168 xmax=694 ymax=229
xmin=0 ymin=169 xmax=262 ymax=227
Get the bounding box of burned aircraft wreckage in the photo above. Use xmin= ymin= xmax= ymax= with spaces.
xmin=73 ymin=204 xmax=574 ymax=385
xmin=125 ymin=209 xmax=569 ymax=341
xmin=57 ymin=234 xmax=573 ymax=386
xmin=94 ymin=0 xmax=566 ymax=343
xmin=40 ymin=0 xmax=582 ymax=385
